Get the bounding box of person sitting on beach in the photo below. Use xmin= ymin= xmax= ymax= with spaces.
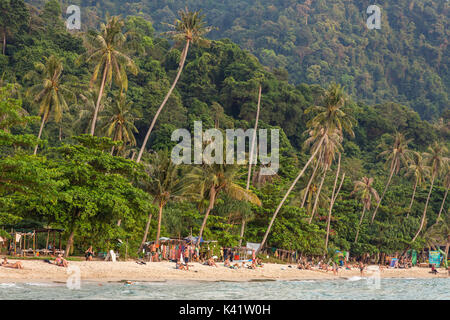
xmin=85 ymin=246 xmax=94 ymax=261
xmin=207 ymin=257 xmax=218 ymax=267
xmin=55 ymin=254 xmax=69 ymax=267
xmin=176 ymin=260 xmax=186 ymax=270
xmin=248 ymin=260 xmax=257 ymax=269
xmin=224 ymin=258 xmax=231 ymax=267
xmin=1 ymin=257 xmax=23 ymax=269
xmin=429 ymin=264 xmax=438 ymax=275
xmin=256 ymin=258 xmax=264 ymax=268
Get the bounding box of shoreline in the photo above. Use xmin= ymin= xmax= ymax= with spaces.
xmin=0 ymin=259 xmax=448 ymax=284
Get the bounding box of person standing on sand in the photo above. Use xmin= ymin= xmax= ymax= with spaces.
xmin=359 ymin=262 xmax=365 ymax=276
xmin=184 ymin=245 xmax=190 ymax=270
xmin=85 ymin=246 xmax=94 ymax=261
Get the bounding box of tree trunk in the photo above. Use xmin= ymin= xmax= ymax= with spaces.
xmin=65 ymin=229 xmax=75 ymax=258
xmin=239 ymin=220 xmax=246 ymax=247
xmin=354 ymin=206 xmax=366 ymax=243
xmin=136 ymin=40 xmax=190 ymax=163
xmin=257 ymin=135 xmax=325 ymax=254
xmin=325 ymin=154 xmax=341 ymax=250
xmin=437 ymin=187 xmax=448 ymax=221
xmin=333 ymin=173 xmax=345 ymax=204
xmin=407 ymin=177 xmax=418 ymax=217
xmin=90 ymin=65 xmax=108 ymax=136
xmin=301 ymin=159 xmax=320 ymax=208
xmin=138 ymin=211 xmax=153 ymax=253
xmin=2 ymin=28 xmax=6 ymax=55
xmin=308 ymin=165 xmax=328 ymax=224
xmin=155 ymin=202 xmax=164 ymax=245
xmin=197 ymin=185 xmax=216 ymax=247
xmin=371 ymin=167 xmax=395 ymax=223
xmin=412 ymin=173 xmax=436 ymax=242
xmin=33 ymin=114 xmax=46 ymax=155
xmin=239 ymin=85 xmax=261 ymax=247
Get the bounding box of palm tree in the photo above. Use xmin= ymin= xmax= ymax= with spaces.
xmin=307 ymin=128 xmax=343 ymax=224
xmin=351 ymin=177 xmax=380 ymax=243
xmin=139 ymin=150 xmax=191 ymax=251
xmin=371 ymin=132 xmax=412 ymax=223
xmin=437 ymin=170 xmax=449 ymax=221
xmin=301 ymin=159 xmax=320 ymax=208
xmin=188 ymin=163 xmax=261 ymax=246
xmin=101 ymin=94 xmax=138 ymax=155
xmin=423 ymin=214 xmax=449 ymax=260
xmin=82 ymin=15 xmax=137 ymax=136
xmin=325 ymin=153 xmax=344 ymax=250
xmin=239 ymin=85 xmax=261 ymax=247
xmin=25 ymin=55 xmax=74 ymax=155
xmin=257 ymin=83 xmax=354 ymax=253
xmin=136 ymin=8 xmax=212 ymax=163
xmin=74 ymin=88 xmax=110 ymax=134
xmin=412 ymin=143 xmax=449 ymax=242
xmin=405 ymin=151 xmax=429 ymax=216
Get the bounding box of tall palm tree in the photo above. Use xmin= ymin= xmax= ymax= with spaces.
xmin=239 ymin=85 xmax=261 ymax=247
xmin=74 ymin=88 xmax=110 ymax=134
xmin=405 ymin=151 xmax=429 ymax=216
xmin=437 ymin=170 xmax=449 ymax=221
xmin=188 ymin=164 xmax=261 ymax=246
xmin=25 ymin=55 xmax=74 ymax=155
xmin=82 ymin=16 xmax=137 ymax=136
xmin=257 ymin=83 xmax=354 ymax=253
xmin=101 ymin=94 xmax=138 ymax=155
xmin=136 ymin=8 xmax=212 ymax=163
xmin=139 ymin=150 xmax=191 ymax=251
xmin=371 ymin=132 xmax=412 ymax=223
xmin=301 ymin=159 xmax=320 ymax=208
xmin=412 ymin=143 xmax=449 ymax=242
xmin=307 ymin=128 xmax=343 ymax=224
xmin=351 ymin=177 xmax=380 ymax=243
xmin=325 ymin=153 xmax=344 ymax=250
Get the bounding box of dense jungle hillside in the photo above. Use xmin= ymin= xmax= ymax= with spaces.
xmin=24 ymin=0 xmax=450 ymax=120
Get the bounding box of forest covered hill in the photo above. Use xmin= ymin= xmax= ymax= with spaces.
xmin=24 ymin=0 xmax=450 ymax=120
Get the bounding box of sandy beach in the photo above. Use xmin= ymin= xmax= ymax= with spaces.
xmin=0 ymin=259 xmax=448 ymax=283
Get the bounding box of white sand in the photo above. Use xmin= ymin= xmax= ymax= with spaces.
xmin=0 ymin=259 xmax=448 ymax=283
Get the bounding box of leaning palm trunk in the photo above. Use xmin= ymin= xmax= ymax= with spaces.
xmin=371 ymin=167 xmax=395 ymax=223
xmin=155 ymin=202 xmax=164 ymax=245
xmin=136 ymin=40 xmax=190 ymax=163
xmin=412 ymin=173 xmax=436 ymax=242
xmin=325 ymin=154 xmax=341 ymax=250
xmin=90 ymin=65 xmax=108 ymax=136
xmin=239 ymin=86 xmax=261 ymax=247
xmin=301 ymin=159 xmax=320 ymax=208
xmin=257 ymin=136 xmax=325 ymax=254
xmin=138 ymin=212 xmax=153 ymax=253
xmin=197 ymin=185 xmax=216 ymax=246
xmin=407 ymin=177 xmax=418 ymax=217
xmin=437 ymin=187 xmax=448 ymax=221
xmin=308 ymin=166 xmax=328 ymax=224
xmin=34 ymin=114 xmax=46 ymax=155
xmin=355 ymin=206 xmax=366 ymax=243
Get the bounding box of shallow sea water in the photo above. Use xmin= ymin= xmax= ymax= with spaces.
xmin=0 ymin=278 xmax=449 ymax=300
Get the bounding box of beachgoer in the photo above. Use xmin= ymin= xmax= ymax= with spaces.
xmin=430 ymin=264 xmax=438 ymax=275
xmin=1 ymin=257 xmax=23 ymax=269
xmin=85 ymin=246 xmax=94 ymax=261
xmin=184 ymin=245 xmax=190 ymax=267
xmin=208 ymin=257 xmax=218 ymax=267
xmin=224 ymin=258 xmax=231 ymax=267
xmin=359 ymin=262 xmax=365 ymax=276
xmin=55 ymin=254 xmax=69 ymax=267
